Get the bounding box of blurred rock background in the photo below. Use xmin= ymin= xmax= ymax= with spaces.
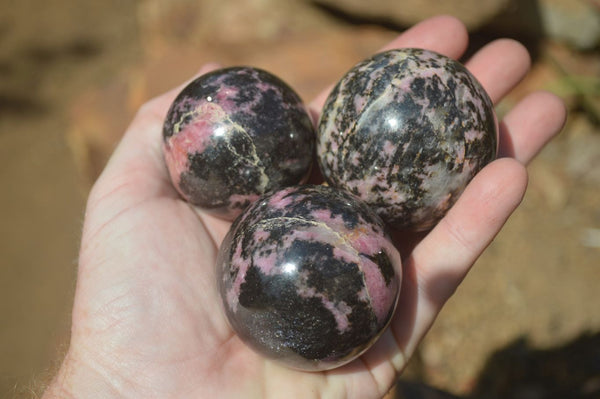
xmin=1 ymin=0 xmax=598 ymax=397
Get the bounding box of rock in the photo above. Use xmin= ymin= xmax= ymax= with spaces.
xmin=317 ymin=49 xmax=497 ymax=230
xmin=162 ymin=67 xmax=315 ymax=220
xmin=538 ymin=0 xmax=600 ymax=50
xmin=310 ymin=0 xmax=600 ymax=50
xmin=217 ymin=185 xmax=401 ymax=371
xmin=566 ymin=115 xmax=600 ymax=186
xmin=308 ymin=0 xmax=511 ymax=30
xmin=137 ymin=0 xmax=334 ymax=54
xmin=581 ymin=228 xmax=600 ymax=248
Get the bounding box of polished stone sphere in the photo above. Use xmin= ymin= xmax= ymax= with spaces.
xmin=216 ymin=185 xmax=401 ymax=371
xmin=317 ymin=48 xmax=497 ymax=231
xmin=163 ymin=66 xmax=315 ymax=220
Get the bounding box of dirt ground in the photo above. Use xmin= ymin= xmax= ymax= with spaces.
xmin=1 ymin=1 xmax=598 ymax=398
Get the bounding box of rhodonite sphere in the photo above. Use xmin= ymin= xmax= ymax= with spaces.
xmin=163 ymin=66 xmax=315 ymax=220
xmin=317 ymin=48 xmax=497 ymax=231
xmin=216 ymin=185 xmax=401 ymax=371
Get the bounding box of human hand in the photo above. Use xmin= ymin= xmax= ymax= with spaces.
xmin=44 ymin=15 xmax=566 ymax=399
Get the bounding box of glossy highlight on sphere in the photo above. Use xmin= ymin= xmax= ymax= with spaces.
xmin=163 ymin=66 xmax=315 ymax=220
xmin=216 ymin=185 xmax=401 ymax=371
xmin=317 ymin=48 xmax=498 ymax=231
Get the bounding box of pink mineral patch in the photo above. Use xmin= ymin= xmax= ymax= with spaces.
xmin=464 ymin=129 xmax=485 ymax=142
xmin=321 ymin=298 xmax=352 ymax=333
xmin=253 ymin=247 xmax=278 ymax=276
xmin=359 ymin=254 xmax=397 ymax=325
xmin=163 ymin=141 xmax=188 ymax=191
xmin=164 ymin=101 xmax=230 ymax=191
xmin=268 ymin=188 xmax=295 ymax=209
xmin=227 ymin=242 xmax=251 ymax=312
xmin=214 ymin=85 xmax=240 ymax=112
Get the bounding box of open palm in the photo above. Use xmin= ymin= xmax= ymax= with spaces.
xmin=45 ymin=16 xmax=566 ymax=399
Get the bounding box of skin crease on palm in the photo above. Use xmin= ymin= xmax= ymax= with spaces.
xmin=43 ymin=16 xmax=566 ymax=399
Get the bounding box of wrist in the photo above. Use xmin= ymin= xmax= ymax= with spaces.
xmin=43 ymin=348 xmax=120 ymax=399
